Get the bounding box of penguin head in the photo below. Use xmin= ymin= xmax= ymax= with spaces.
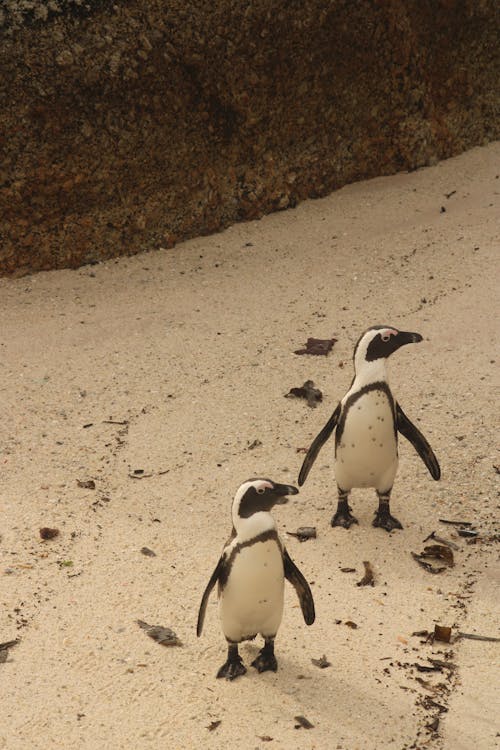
xmin=353 ymin=326 xmax=423 ymax=375
xmin=232 ymin=479 xmax=298 ymax=533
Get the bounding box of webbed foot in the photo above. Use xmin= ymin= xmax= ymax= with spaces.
xmin=251 ymin=639 xmax=278 ymax=673
xmin=331 ymin=503 xmax=358 ymax=528
xmin=216 ymin=645 xmax=247 ymax=680
xmin=373 ymin=509 xmax=403 ymax=532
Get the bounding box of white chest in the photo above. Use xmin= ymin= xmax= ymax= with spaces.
xmin=220 ymin=539 xmax=285 ymax=642
xmin=335 ymin=389 xmax=398 ymax=489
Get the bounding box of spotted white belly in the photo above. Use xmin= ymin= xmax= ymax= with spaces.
xmin=335 ymin=389 xmax=398 ymax=491
xmin=220 ymin=539 xmax=284 ymax=643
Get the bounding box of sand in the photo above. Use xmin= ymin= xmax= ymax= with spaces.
xmin=0 ymin=142 xmax=498 ymax=750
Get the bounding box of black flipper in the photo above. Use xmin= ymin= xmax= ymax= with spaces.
xmin=298 ymin=403 xmax=341 ymax=486
xmin=396 ymin=403 xmax=441 ymax=480
xmin=196 ymin=556 xmax=225 ymax=637
xmin=283 ymin=548 xmax=315 ymax=625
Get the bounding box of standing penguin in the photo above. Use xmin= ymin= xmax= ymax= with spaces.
xmin=197 ymin=478 xmax=315 ymax=680
xmin=298 ymin=326 xmax=440 ymax=531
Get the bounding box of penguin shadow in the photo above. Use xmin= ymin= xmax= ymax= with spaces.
xmin=237 ymin=639 xmax=363 ymax=722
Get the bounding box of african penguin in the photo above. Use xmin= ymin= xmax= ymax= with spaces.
xmin=298 ymin=326 xmax=440 ymax=531
xmin=197 ymin=478 xmax=315 ymax=680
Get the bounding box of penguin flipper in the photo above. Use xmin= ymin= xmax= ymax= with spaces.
xmin=197 ymin=556 xmax=225 ymax=637
xmin=298 ymin=404 xmax=341 ymax=486
xmin=396 ymin=403 xmax=441 ymax=480
xmin=283 ymin=548 xmax=315 ymax=625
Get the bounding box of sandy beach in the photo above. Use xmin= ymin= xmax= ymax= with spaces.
xmin=0 ymin=142 xmax=498 ymax=749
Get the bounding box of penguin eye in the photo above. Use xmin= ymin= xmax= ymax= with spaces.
xmin=381 ymin=333 xmax=390 ymax=342
xmin=256 ymin=487 xmax=266 ymax=495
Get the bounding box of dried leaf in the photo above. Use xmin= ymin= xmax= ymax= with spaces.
xmin=247 ymin=439 xmax=262 ymax=450
xmin=415 ymin=676 xmax=440 ymax=692
xmin=426 ymin=717 xmax=440 ymax=732
xmin=207 ymin=720 xmax=221 ymax=732
xmin=294 ymin=715 xmax=314 ymax=729
xmin=136 ymin=620 xmax=182 ymax=646
xmin=129 ymin=470 xmax=154 ymax=480
xmin=420 ymin=696 xmax=448 ymax=713
xmin=39 ymin=527 xmax=60 ymax=540
xmin=428 ymin=658 xmax=456 ymax=671
xmin=294 ymin=338 xmax=337 ymax=356
xmin=340 ymin=567 xmax=356 ymax=573
xmin=140 ymin=547 xmax=156 ymax=557
xmin=434 ymin=625 xmax=452 ymax=643
xmin=285 ymin=380 xmax=323 ymax=408
xmin=457 ymin=632 xmax=500 ymax=643
xmin=345 ymin=621 xmax=358 ymax=629
xmin=258 ymin=736 xmax=273 ymax=743
xmin=422 ymin=531 xmax=459 ymax=550
xmin=356 ymin=561 xmax=374 ymax=587
xmin=311 ymin=655 xmax=331 ymax=669
xmin=421 ymin=545 xmax=454 ymax=566
xmin=286 ymin=527 xmax=317 ymax=542
xmin=414 ymin=662 xmax=441 ymax=673
xmin=0 ymin=639 xmax=19 ymax=664
xmin=411 ymin=552 xmax=446 ymax=574
xmin=77 ymin=479 xmax=95 ymax=489
xmin=438 ymin=518 xmax=472 ymax=526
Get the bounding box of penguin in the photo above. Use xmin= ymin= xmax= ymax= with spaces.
xmin=197 ymin=478 xmax=315 ymax=680
xmin=298 ymin=326 xmax=440 ymax=531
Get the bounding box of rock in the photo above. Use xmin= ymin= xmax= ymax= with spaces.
xmin=0 ymin=0 xmax=498 ymax=276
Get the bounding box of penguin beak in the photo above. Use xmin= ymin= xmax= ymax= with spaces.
xmin=272 ymin=484 xmax=299 ymax=504
xmin=397 ymin=330 xmax=423 ymax=347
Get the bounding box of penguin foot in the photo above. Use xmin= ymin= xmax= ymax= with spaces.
xmin=372 ymin=510 xmax=403 ymax=532
xmin=216 ymin=655 xmax=247 ymax=681
xmin=251 ymin=649 xmax=278 ymax=673
xmin=331 ymin=508 xmax=358 ymax=528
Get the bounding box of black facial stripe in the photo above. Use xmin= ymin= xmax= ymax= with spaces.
xmin=353 ymin=326 xmax=388 ymax=362
xmin=335 ymin=381 xmax=397 ymax=450
xmin=219 ymin=529 xmax=281 ymax=589
xmin=239 ymin=485 xmax=276 ymax=518
xmin=365 ymin=331 xmax=401 ymax=361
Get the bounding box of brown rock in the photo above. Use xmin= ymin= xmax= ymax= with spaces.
xmin=0 ymin=1 xmax=498 ymax=276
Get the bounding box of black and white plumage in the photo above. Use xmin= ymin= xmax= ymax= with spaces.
xmin=197 ymin=478 xmax=315 ymax=680
xmin=298 ymin=326 xmax=440 ymax=531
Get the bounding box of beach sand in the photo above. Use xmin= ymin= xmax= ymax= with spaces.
xmin=0 ymin=142 xmax=498 ymax=749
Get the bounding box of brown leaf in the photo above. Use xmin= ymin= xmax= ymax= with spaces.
xmin=207 ymin=720 xmax=221 ymax=732
xmin=294 ymin=337 xmax=337 ymax=356
xmin=426 ymin=717 xmax=440 ymax=732
xmin=434 ymin=625 xmax=452 ymax=643
xmin=286 ymin=527 xmax=317 ymax=542
xmin=421 ymin=545 xmax=454 ymax=566
xmin=311 ymin=655 xmax=331 ymax=669
xmin=294 ymin=715 xmax=314 ymax=729
xmin=411 ymin=552 xmax=447 ymax=574
xmin=0 ymin=639 xmax=19 ymax=664
xmin=77 ymin=479 xmax=95 ymax=489
xmin=285 ymin=380 xmax=323 ymax=408
xmin=345 ymin=621 xmax=358 ymax=629
xmin=136 ymin=620 xmax=182 ymax=646
xmin=39 ymin=527 xmax=60 ymax=540
xmin=247 ymin=439 xmax=262 ymax=450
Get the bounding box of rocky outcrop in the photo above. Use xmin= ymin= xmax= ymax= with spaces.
xmin=1 ymin=0 xmax=498 ymax=276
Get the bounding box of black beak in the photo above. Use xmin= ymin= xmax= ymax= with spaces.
xmin=397 ymin=330 xmax=423 ymax=346
xmin=272 ymin=483 xmax=299 ymax=504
